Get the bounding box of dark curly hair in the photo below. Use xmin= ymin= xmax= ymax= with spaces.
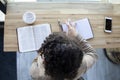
xmin=38 ymin=32 xmax=83 ymax=80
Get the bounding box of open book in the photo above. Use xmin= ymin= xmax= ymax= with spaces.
xmin=17 ymin=24 xmax=51 ymax=52
xmin=61 ymin=18 xmax=94 ymax=40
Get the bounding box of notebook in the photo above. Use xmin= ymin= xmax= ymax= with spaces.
xmin=61 ymin=18 xmax=94 ymax=40
xmin=17 ymin=24 xmax=51 ymax=52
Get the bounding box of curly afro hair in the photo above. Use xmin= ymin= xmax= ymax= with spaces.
xmin=38 ymin=32 xmax=83 ymax=80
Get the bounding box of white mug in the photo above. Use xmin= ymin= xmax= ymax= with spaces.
xmin=23 ymin=11 xmax=36 ymax=24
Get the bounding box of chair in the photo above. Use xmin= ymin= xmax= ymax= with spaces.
xmin=0 ymin=0 xmax=7 ymax=14
xmin=0 ymin=0 xmax=7 ymax=25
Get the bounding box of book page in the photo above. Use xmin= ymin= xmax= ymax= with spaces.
xmin=62 ymin=18 xmax=93 ymax=40
xmin=33 ymin=24 xmax=51 ymax=50
xmin=17 ymin=26 xmax=36 ymax=52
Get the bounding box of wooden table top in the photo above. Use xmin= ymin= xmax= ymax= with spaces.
xmin=4 ymin=2 xmax=120 ymax=52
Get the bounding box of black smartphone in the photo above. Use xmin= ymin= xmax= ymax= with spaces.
xmin=104 ymin=17 xmax=112 ymax=33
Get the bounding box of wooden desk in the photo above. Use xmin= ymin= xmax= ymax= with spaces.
xmin=4 ymin=2 xmax=120 ymax=52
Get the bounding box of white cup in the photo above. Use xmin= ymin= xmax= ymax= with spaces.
xmin=23 ymin=11 xmax=36 ymax=24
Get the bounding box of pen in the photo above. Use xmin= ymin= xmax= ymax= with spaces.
xmin=57 ymin=19 xmax=63 ymax=31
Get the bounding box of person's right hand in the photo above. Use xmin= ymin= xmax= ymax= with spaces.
xmin=65 ymin=19 xmax=78 ymax=37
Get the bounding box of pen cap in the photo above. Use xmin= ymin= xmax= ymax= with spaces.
xmin=23 ymin=11 xmax=36 ymax=24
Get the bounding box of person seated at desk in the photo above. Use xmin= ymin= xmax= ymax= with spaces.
xmin=30 ymin=20 xmax=98 ymax=80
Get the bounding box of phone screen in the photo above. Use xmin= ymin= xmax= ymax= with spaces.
xmin=105 ymin=18 xmax=112 ymax=31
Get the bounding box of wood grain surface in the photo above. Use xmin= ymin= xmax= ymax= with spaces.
xmin=4 ymin=2 xmax=120 ymax=51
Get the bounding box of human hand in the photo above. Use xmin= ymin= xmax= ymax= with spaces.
xmin=65 ymin=19 xmax=78 ymax=37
